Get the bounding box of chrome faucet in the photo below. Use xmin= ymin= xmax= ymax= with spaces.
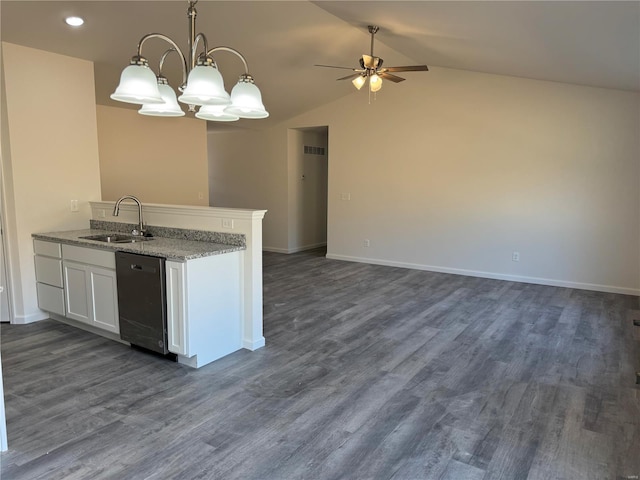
xmin=113 ymin=195 xmax=145 ymax=236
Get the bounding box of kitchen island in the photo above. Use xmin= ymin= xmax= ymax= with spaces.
xmin=32 ymin=202 xmax=267 ymax=368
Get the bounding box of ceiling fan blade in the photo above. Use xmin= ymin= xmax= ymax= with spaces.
xmin=379 ymin=72 xmax=405 ymax=83
xmin=314 ymin=64 xmax=358 ymax=71
xmin=381 ymin=65 xmax=429 ymax=73
xmin=336 ymin=73 xmax=362 ymax=81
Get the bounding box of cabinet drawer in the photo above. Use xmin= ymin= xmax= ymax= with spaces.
xmin=34 ymin=255 xmax=63 ymax=287
xmin=36 ymin=282 xmax=65 ymax=316
xmin=33 ymin=239 xmax=61 ymax=258
xmin=62 ymin=244 xmax=115 ymax=269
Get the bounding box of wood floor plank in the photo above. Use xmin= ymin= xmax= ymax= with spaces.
xmin=1 ymin=247 xmax=639 ymax=479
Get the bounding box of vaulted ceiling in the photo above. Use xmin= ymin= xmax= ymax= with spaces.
xmin=2 ymin=1 xmax=638 ymax=131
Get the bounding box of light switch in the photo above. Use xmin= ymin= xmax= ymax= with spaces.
xmin=70 ymin=199 xmax=79 ymax=212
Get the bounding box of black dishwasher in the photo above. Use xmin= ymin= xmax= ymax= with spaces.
xmin=115 ymin=252 xmax=169 ymax=355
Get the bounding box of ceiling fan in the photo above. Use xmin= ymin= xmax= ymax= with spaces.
xmin=315 ymin=25 xmax=428 ymax=93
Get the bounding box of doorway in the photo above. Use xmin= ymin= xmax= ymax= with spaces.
xmin=289 ymin=126 xmax=328 ymax=253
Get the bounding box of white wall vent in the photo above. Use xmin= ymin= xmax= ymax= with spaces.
xmin=304 ymin=146 xmax=326 ymax=155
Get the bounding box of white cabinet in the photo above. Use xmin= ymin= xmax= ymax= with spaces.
xmin=34 ymin=240 xmax=65 ymax=315
xmin=64 ymin=262 xmax=90 ymax=323
xmin=34 ymin=236 xmax=243 ymax=367
xmin=166 ymin=251 xmax=242 ymax=368
xmin=166 ymin=261 xmax=187 ymax=355
xmin=62 ymin=245 xmax=119 ymax=334
xmin=90 ymin=267 xmax=119 ymax=333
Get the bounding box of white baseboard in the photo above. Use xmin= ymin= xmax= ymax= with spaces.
xmin=325 ymin=254 xmax=640 ymax=296
xmin=11 ymin=311 xmax=48 ymax=324
xmin=243 ymin=336 xmax=265 ymax=351
xmin=263 ymin=242 xmax=327 ymax=254
xmin=263 ymin=246 xmax=289 ymax=253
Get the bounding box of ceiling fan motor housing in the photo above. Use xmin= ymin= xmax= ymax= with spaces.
xmin=360 ymin=57 xmax=383 ymax=70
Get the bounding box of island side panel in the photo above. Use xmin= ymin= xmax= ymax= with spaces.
xmin=168 ymin=251 xmax=243 ymax=368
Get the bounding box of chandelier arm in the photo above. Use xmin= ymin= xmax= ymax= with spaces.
xmin=191 ymin=33 xmax=209 ymax=66
xmin=158 ymin=49 xmax=178 ymax=78
xmin=137 ymin=33 xmax=188 ymax=87
xmin=206 ymin=46 xmax=250 ymax=74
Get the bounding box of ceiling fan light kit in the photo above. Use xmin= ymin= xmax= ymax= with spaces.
xmin=369 ymin=74 xmax=382 ymax=92
xmin=352 ymin=75 xmax=366 ymax=90
xmin=315 ymin=25 xmax=428 ymax=96
xmin=111 ymin=0 xmax=268 ymax=121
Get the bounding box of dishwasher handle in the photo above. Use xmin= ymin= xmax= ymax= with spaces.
xmin=130 ymin=263 xmax=157 ymax=274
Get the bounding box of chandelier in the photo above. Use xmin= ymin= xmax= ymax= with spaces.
xmin=110 ymin=0 xmax=268 ymax=121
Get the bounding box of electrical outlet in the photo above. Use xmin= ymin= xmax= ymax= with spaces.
xmin=341 ymin=193 xmax=351 ymax=201
xmin=364 ymin=239 xmax=370 ymax=247
xmin=70 ymin=199 xmax=79 ymax=212
xmin=99 ymin=209 xmax=106 ymax=218
xmin=198 ymin=192 xmax=204 ymax=200
xmin=512 ymin=251 xmax=520 ymax=262
xmin=222 ymin=219 xmax=234 ymax=229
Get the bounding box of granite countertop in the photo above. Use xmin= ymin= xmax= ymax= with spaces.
xmin=32 ymin=229 xmax=245 ymax=261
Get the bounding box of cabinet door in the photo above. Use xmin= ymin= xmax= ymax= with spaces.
xmin=63 ymin=262 xmax=90 ymax=324
xmin=90 ymin=267 xmax=119 ymax=334
xmin=166 ymin=261 xmax=188 ymax=356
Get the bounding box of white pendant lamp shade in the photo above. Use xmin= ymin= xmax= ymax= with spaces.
xmin=178 ymin=64 xmax=230 ymax=106
xmin=369 ymin=74 xmax=382 ymax=92
xmin=195 ymin=105 xmax=239 ymax=122
xmin=139 ymin=81 xmax=185 ymax=117
xmin=225 ymin=77 xmax=269 ymax=119
xmin=110 ymin=63 xmax=164 ymax=104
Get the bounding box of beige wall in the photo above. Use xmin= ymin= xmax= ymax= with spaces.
xmin=208 ymin=128 xmax=288 ymax=250
xmin=208 ymin=66 xmax=640 ymax=294
xmin=1 ymin=42 xmax=103 ymax=322
xmin=97 ymin=105 xmax=208 ymax=206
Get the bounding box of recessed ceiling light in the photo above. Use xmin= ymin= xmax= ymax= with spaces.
xmin=65 ymin=16 xmax=84 ymax=27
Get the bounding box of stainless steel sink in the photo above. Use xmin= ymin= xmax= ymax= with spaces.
xmin=80 ymin=233 xmax=153 ymax=243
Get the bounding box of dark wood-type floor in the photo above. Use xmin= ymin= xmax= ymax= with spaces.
xmin=1 ymin=248 xmax=639 ymax=479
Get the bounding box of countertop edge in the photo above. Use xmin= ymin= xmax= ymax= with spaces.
xmin=32 ymin=230 xmax=246 ymax=262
